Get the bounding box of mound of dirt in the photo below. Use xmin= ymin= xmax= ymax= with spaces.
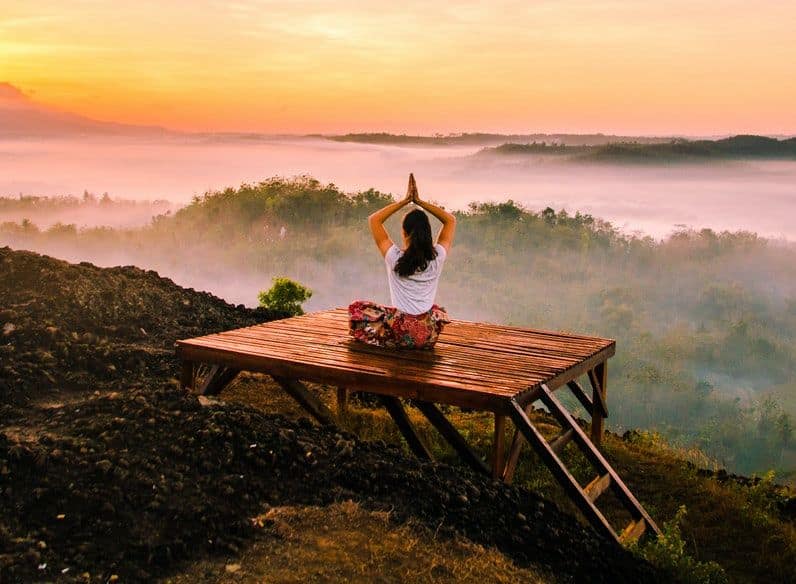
xmin=0 ymin=246 xmax=283 ymax=408
xmin=0 ymin=247 xmax=668 ymax=583
xmin=1 ymin=386 xmax=664 ymax=583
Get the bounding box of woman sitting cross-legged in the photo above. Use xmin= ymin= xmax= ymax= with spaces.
xmin=349 ymin=173 xmax=456 ymax=350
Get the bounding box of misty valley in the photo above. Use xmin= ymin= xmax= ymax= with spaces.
xmin=3 ymin=175 xmax=794 ymax=481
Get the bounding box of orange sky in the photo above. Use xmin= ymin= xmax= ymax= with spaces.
xmin=2 ymin=1 xmax=795 ymax=134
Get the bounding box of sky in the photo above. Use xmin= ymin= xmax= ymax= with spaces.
xmin=1 ymin=0 xmax=795 ymax=135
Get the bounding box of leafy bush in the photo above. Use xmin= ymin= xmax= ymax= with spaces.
xmin=258 ymin=277 xmax=312 ymax=316
xmin=632 ymin=506 xmax=727 ymax=584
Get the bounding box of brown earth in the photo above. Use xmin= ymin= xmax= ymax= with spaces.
xmin=0 ymin=247 xmax=668 ymax=583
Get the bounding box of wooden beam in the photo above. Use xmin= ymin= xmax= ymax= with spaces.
xmin=566 ymin=380 xmax=594 ymax=416
xmin=537 ymin=385 xmax=660 ymax=537
xmin=272 ymin=376 xmax=336 ymax=426
xmin=198 ymin=365 xmax=240 ymax=396
xmin=584 ymin=473 xmax=612 ymax=502
xmin=378 ymin=396 xmax=433 ymax=460
xmin=413 ymin=401 xmax=490 ymax=475
xmin=336 ymin=387 xmax=348 ymax=417
xmin=501 ymin=403 xmax=534 ymax=484
xmin=176 ymin=343 xmax=509 ymax=412
xmin=492 ymin=414 xmax=506 ymax=480
xmin=587 ymin=368 xmax=609 ymax=418
xmin=548 ymin=428 xmax=575 ymax=455
xmin=619 ymin=518 xmax=646 ymax=545
xmin=506 ymin=397 xmax=617 ymax=542
xmin=588 ymin=362 xmax=609 ymax=445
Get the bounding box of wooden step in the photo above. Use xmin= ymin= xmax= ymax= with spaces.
xmin=583 ymin=473 xmax=611 ymax=502
xmin=619 ymin=518 xmax=646 ymax=545
xmin=548 ymin=428 xmax=575 ymax=455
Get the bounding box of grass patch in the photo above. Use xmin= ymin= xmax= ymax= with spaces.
xmin=221 ymin=374 xmax=796 ymax=584
xmin=164 ymin=502 xmax=549 ymax=584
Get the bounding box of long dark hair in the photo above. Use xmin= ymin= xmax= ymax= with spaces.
xmin=395 ymin=209 xmax=437 ymax=277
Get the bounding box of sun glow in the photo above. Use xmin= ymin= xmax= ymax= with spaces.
xmin=2 ymin=1 xmax=795 ymax=134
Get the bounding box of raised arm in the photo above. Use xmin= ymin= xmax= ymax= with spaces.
xmin=368 ymin=179 xmax=413 ymax=257
xmin=412 ymin=181 xmax=456 ymax=253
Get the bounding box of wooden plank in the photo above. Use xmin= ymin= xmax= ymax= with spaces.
xmin=501 ymin=405 xmax=533 ymax=484
xmin=537 ymin=385 xmax=661 ymax=537
xmin=379 ymin=396 xmax=433 ymax=460
xmin=522 ymin=345 xmax=616 ymax=396
xmin=492 ymin=414 xmax=506 ymax=480
xmin=197 ymin=365 xmax=240 ymax=396
xmin=619 ymin=519 xmax=647 ymax=545
xmin=589 ymin=362 xmax=609 ymax=445
xmin=176 ymin=343 xmax=513 ymax=411
xmin=184 ymin=334 xmax=532 ymax=393
xmin=548 ymin=428 xmax=575 ymax=455
xmin=507 ymin=397 xmax=618 ymax=542
xmin=566 ymin=379 xmax=594 ymax=416
xmin=413 ymin=401 xmax=490 ymax=475
xmin=224 ymin=326 xmax=586 ymax=381
xmin=584 ymin=473 xmax=612 ymax=502
xmin=271 ymin=376 xmax=336 ymax=426
xmin=587 ymin=367 xmax=609 ymax=418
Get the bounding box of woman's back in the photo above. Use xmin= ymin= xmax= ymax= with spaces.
xmin=385 ymin=243 xmax=447 ymax=315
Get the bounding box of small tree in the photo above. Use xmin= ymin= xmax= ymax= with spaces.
xmin=258 ymin=277 xmax=312 ymax=316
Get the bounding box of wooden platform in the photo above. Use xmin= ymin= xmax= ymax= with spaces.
xmin=177 ymin=308 xmax=614 ymax=416
xmin=176 ymin=308 xmax=660 ymax=545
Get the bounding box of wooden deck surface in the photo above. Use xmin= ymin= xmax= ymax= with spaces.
xmin=176 ymin=308 xmax=615 ymax=412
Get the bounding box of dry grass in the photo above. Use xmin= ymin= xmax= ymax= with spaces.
xmin=217 ymin=373 xmax=795 ymax=584
xmin=163 ymin=501 xmax=549 ymax=584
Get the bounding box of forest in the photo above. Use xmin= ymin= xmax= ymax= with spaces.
xmin=2 ymin=176 xmax=794 ymax=480
xmin=480 ymin=135 xmax=796 ymax=162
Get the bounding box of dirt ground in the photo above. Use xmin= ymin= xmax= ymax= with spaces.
xmin=1 ymin=247 xmax=667 ymax=583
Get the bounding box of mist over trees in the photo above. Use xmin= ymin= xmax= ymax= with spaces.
xmin=2 ymin=176 xmax=795 ymax=479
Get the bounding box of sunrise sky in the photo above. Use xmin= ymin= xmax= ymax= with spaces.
xmin=2 ymin=1 xmax=795 ymax=135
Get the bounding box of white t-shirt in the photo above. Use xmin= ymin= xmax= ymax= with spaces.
xmin=384 ymin=243 xmax=447 ymax=315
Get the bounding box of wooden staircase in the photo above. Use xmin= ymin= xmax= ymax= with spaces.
xmin=507 ymin=383 xmax=661 ymax=545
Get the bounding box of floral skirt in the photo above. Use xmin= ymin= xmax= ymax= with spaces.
xmin=348 ymin=300 xmax=451 ymax=350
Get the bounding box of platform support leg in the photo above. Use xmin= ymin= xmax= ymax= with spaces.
xmin=501 ymin=403 xmax=533 ymax=484
xmin=272 ymin=376 xmax=336 ymax=426
xmin=336 ymin=387 xmax=348 ymax=418
xmin=588 ymin=362 xmax=609 ymax=446
xmin=378 ymin=396 xmax=433 ymax=460
xmin=414 ymin=401 xmax=490 ymax=475
xmin=198 ymin=365 xmax=241 ymax=396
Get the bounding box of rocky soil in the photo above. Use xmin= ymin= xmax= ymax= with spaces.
xmin=0 ymin=246 xmax=283 ymax=409
xmin=0 ymin=247 xmax=669 ymax=583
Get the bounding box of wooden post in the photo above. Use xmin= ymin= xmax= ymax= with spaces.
xmin=414 ymin=401 xmax=490 ymax=475
xmin=492 ymin=414 xmax=506 ymax=480
xmin=272 ymin=376 xmax=336 ymax=426
xmin=589 ymin=362 xmax=608 ymax=446
xmin=336 ymin=387 xmax=348 ymax=418
xmin=180 ymin=360 xmax=194 ymax=391
xmin=378 ymin=395 xmax=433 ymax=460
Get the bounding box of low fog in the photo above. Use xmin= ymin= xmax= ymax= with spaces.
xmin=2 ymin=136 xmax=795 ymax=480
xmin=1 ymin=135 xmax=795 ymax=239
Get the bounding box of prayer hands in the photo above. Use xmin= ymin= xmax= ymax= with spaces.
xmin=406 ymin=173 xmax=420 ymax=204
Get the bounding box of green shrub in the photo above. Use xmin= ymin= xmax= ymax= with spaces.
xmin=258 ymin=277 xmax=312 ymax=316
xmin=632 ymin=506 xmax=727 ymax=584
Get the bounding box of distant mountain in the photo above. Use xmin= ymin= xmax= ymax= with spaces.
xmin=326 ymin=132 xmax=675 ymax=147
xmin=477 ymin=135 xmax=796 ymax=163
xmin=0 ymin=82 xmax=171 ymax=138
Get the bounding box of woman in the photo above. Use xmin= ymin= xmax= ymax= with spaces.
xmin=349 ymin=173 xmax=456 ymax=349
